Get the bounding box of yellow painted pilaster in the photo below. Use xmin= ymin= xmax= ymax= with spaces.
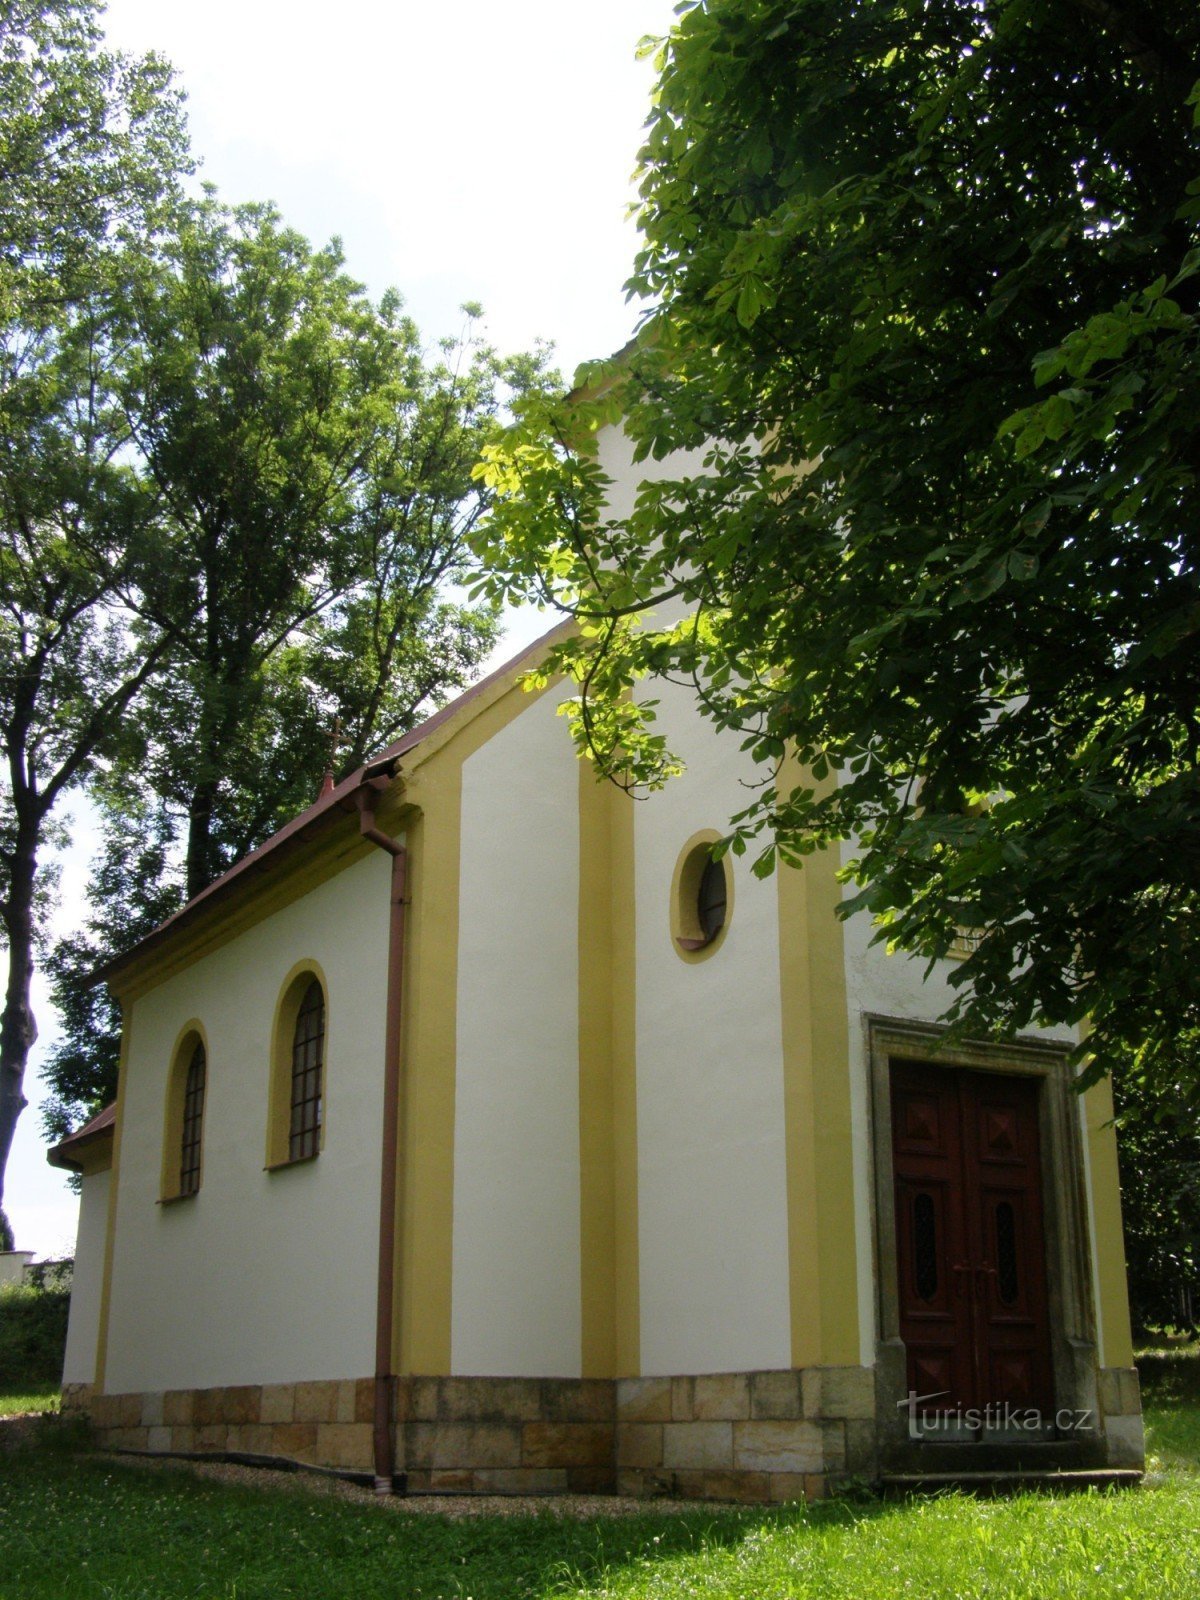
xmin=777 ymin=844 xmax=822 ymax=1367
xmin=1084 ymin=1074 xmax=1135 ymax=1368
xmin=777 ymin=759 xmax=859 ymax=1367
xmin=610 ymin=781 xmax=640 ymax=1376
xmin=395 ymin=788 xmax=459 ymax=1374
xmin=578 ymin=764 xmax=616 ymax=1377
xmin=93 ymin=1008 xmax=132 ymax=1393
xmin=575 ymin=764 xmax=640 ymax=1378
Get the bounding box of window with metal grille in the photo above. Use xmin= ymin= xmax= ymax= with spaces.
xmin=179 ymin=1040 xmax=206 ymax=1196
xmin=289 ymin=979 xmax=325 ymax=1161
xmin=948 ymin=925 xmax=985 ymax=960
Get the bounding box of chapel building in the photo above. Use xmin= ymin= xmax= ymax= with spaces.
xmin=51 ymin=427 xmax=1144 ymax=1500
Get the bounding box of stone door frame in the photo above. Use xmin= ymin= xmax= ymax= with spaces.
xmin=865 ymin=1015 xmax=1102 ymax=1469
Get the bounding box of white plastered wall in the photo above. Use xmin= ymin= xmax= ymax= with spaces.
xmin=595 ymin=421 xmax=712 ymax=525
xmin=62 ymin=1168 xmax=110 ymax=1385
xmin=594 ymin=421 xmax=791 ymax=1375
xmin=103 ymin=849 xmax=392 ymax=1393
xmin=634 ymin=680 xmax=792 ymax=1375
xmin=451 ymin=684 xmax=583 ymax=1375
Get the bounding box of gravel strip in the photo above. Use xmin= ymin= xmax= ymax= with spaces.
xmin=96 ymin=1450 xmax=710 ymax=1520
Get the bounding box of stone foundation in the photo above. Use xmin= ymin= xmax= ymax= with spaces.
xmin=399 ymin=1376 xmax=614 ymax=1494
xmin=73 ymin=1368 xmax=873 ymax=1501
xmin=61 ymin=1382 xmax=94 ymax=1415
xmin=70 ymin=1362 xmax=1142 ymax=1500
xmin=86 ymin=1377 xmax=378 ymax=1469
xmin=1097 ymin=1366 xmax=1145 ymax=1469
xmin=613 ymin=1367 xmax=876 ymax=1501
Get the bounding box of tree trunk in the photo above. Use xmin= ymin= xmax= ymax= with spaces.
xmin=0 ymin=820 xmax=41 ymax=1218
xmin=185 ymin=675 xmax=228 ymax=900
xmin=185 ymin=768 xmax=219 ymax=902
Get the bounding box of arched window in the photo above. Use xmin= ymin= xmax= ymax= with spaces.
xmin=288 ymin=979 xmax=325 ymax=1161
xmin=179 ymin=1039 xmax=207 ymax=1196
xmin=268 ymin=965 xmax=329 ymax=1169
xmin=161 ymin=1024 xmax=207 ymax=1202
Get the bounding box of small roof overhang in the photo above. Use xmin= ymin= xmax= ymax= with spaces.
xmin=47 ymin=1101 xmax=115 ymax=1173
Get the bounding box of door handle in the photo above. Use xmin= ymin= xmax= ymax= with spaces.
xmin=951 ymin=1262 xmax=971 ymax=1298
xmin=975 ymin=1263 xmax=997 ymax=1298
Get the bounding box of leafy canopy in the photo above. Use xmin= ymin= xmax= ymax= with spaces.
xmin=38 ymin=195 xmax=557 ymax=1143
xmin=0 ymin=0 xmax=190 ymax=1218
xmin=114 ymin=194 xmax=529 ymax=898
xmin=473 ymin=0 xmax=1200 ymax=1091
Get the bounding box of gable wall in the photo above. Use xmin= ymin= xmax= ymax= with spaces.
xmin=421 ymin=657 xmax=809 ymax=1382
xmin=102 ymin=849 xmax=393 ymax=1393
xmin=592 ymin=421 xmax=834 ymax=1379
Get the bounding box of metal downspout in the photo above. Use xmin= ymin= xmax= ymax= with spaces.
xmin=356 ymin=781 xmax=407 ymax=1495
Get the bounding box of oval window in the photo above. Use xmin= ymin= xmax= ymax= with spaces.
xmin=671 ymin=833 xmax=733 ymax=960
xmin=697 ymin=857 xmax=727 ymax=943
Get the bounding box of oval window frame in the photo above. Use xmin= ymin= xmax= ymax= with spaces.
xmin=670 ymin=829 xmax=734 ymax=963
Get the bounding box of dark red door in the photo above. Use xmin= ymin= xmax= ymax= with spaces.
xmin=892 ymin=1062 xmax=1054 ymax=1420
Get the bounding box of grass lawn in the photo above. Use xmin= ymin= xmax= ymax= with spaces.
xmin=0 ymin=1385 xmax=58 ymax=1419
xmin=0 ymin=1385 xmax=1196 ymax=1599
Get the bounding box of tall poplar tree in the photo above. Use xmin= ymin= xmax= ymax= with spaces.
xmin=113 ymin=195 xmax=517 ymax=900
xmin=5 ymin=5 xmax=557 ymax=1208
xmin=37 ymin=199 xmax=555 ymax=1149
xmin=0 ymin=0 xmax=189 ymax=1227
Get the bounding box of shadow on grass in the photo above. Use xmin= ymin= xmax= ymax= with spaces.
xmin=1139 ymin=1344 xmax=1200 ymax=1472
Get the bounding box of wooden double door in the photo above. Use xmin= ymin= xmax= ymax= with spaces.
xmin=891 ymin=1061 xmax=1054 ymax=1421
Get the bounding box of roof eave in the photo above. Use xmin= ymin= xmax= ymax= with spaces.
xmin=91 ymin=769 xmax=394 ymax=994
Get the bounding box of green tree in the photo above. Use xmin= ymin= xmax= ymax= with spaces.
xmin=1114 ymin=1063 xmax=1200 ymax=1334
xmin=38 ymin=199 xmax=557 ymax=1141
xmin=474 ymin=0 xmax=1200 ymax=1092
xmin=0 ymin=0 xmax=189 ymax=1227
xmin=39 ymin=799 xmax=181 ymax=1157
xmin=118 ymin=196 xmax=530 ymax=899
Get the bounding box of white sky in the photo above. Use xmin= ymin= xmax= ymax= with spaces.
xmin=6 ymin=0 xmax=679 ymax=1259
